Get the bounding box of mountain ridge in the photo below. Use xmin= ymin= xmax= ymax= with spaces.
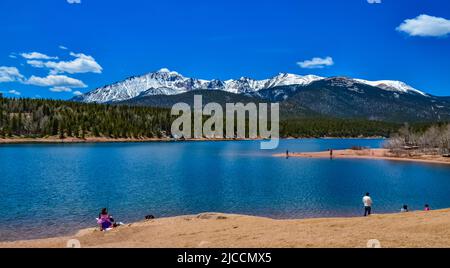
xmin=73 ymin=68 xmax=429 ymax=104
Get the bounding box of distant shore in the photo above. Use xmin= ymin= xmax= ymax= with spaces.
xmin=276 ymin=148 xmax=450 ymax=165
xmin=2 ymin=209 xmax=450 ymax=248
xmin=0 ymin=136 xmax=385 ymax=144
xmin=0 ymin=137 xmax=257 ymax=144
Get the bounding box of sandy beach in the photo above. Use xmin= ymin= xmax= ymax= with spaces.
xmin=276 ymin=148 xmax=450 ymax=165
xmin=1 ymin=210 xmax=450 ymax=248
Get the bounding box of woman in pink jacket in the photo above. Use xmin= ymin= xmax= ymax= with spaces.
xmin=97 ymin=208 xmax=114 ymax=231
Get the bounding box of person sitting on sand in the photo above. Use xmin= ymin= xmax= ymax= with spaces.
xmin=424 ymin=204 xmax=431 ymax=211
xmin=363 ymin=193 xmax=373 ymax=216
xmin=97 ymin=208 xmax=114 ymax=231
xmin=401 ymin=205 xmax=409 ymax=212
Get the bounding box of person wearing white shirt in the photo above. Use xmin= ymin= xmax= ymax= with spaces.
xmin=363 ymin=193 xmax=373 ymax=216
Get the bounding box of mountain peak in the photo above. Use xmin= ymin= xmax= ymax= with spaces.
xmin=151 ymin=68 xmax=182 ymax=79
xmin=156 ymin=68 xmax=178 ymax=75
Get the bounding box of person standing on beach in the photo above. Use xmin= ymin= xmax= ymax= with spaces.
xmin=363 ymin=193 xmax=373 ymax=216
xmin=330 ymin=149 xmax=333 ymax=159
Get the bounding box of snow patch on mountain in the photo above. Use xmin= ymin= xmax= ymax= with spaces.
xmin=355 ymin=79 xmax=427 ymax=96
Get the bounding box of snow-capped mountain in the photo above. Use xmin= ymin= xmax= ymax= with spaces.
xmin=354 ymin=79 xmax=427 ymax=96
xmin=73 ymin=68 xmax=427 ymax=103
xmin=76 ymin=68 xmax=207 ymax=103
xmin=74 ymin=68 xmax=324 ymax=103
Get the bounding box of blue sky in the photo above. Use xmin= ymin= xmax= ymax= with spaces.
xmin=1 ymin=0 xmax=450 ymax=99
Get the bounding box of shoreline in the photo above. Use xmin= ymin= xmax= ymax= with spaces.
xmin=0 ymin=137 xmax=260 ymax=144
xmin=2 ymin=209 xmax=450 ymax=248
xmin=277 ymin=148 xmax=450 ymax=165
xmin=0 ymin=136 xmax=385 ymax=145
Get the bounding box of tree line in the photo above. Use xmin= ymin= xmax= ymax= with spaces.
xmin=0 ymin=95 xmax=413 ymax=139
xmin=280 ymin=117 xmax=400 ymax=138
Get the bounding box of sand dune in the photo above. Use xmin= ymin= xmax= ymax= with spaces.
xmin=2 ymin=210 xmax=450 ymax=248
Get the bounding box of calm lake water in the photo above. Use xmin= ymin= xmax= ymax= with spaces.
xmin=2 ymin=139 xmax=450 ymax=241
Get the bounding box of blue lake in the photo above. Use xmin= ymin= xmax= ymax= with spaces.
xmin=2 ymin=139 xmax=450 ymax=241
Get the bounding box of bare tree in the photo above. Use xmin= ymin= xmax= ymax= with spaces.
xmin=398 ymin=123 xmax=412 ymax=145
xmin=442 ymin=124 xmax=450 ymax=154
xmin=419 ymin=125 xmax=441 ymax=152
xmin=386 ymin=124 xmax=450 ymax=156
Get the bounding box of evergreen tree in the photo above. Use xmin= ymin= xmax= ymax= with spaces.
xmin=0 ymin=96 xmax=430 ymax=140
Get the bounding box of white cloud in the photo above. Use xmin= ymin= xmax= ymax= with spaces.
xmin=59 ymin=45 xmax=68 ymax=50
xmin=50 ymin=86 xmax=72 ymax=92
xmin=21 ymin=52 xmax=58 ymax=60
xmin=0 ymin=66 xmax=24 ymax=82
xmin=27 ymin=52 xmax=103 ymax=74
xmin=397 ymin=14 xmax=450 ymax=37
xmin=297 ymin=56 xmax=334 ymax=69
xmin=73 ymin=90 xmax=83 ymax=96
xmin=26 ymin=75 xmax=87 ymax=88
xmin=27 ymin=60 xmax=46 ymax=68
xmin=8 ymin=90 xmax=21 ymax=96
xmin=367 ymin=0 xmax=381 ymax=3
xmin=9 ymin=54 xmax=17 ymax=59
xmin=67 ymin=0 xmax=81 ymax=4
